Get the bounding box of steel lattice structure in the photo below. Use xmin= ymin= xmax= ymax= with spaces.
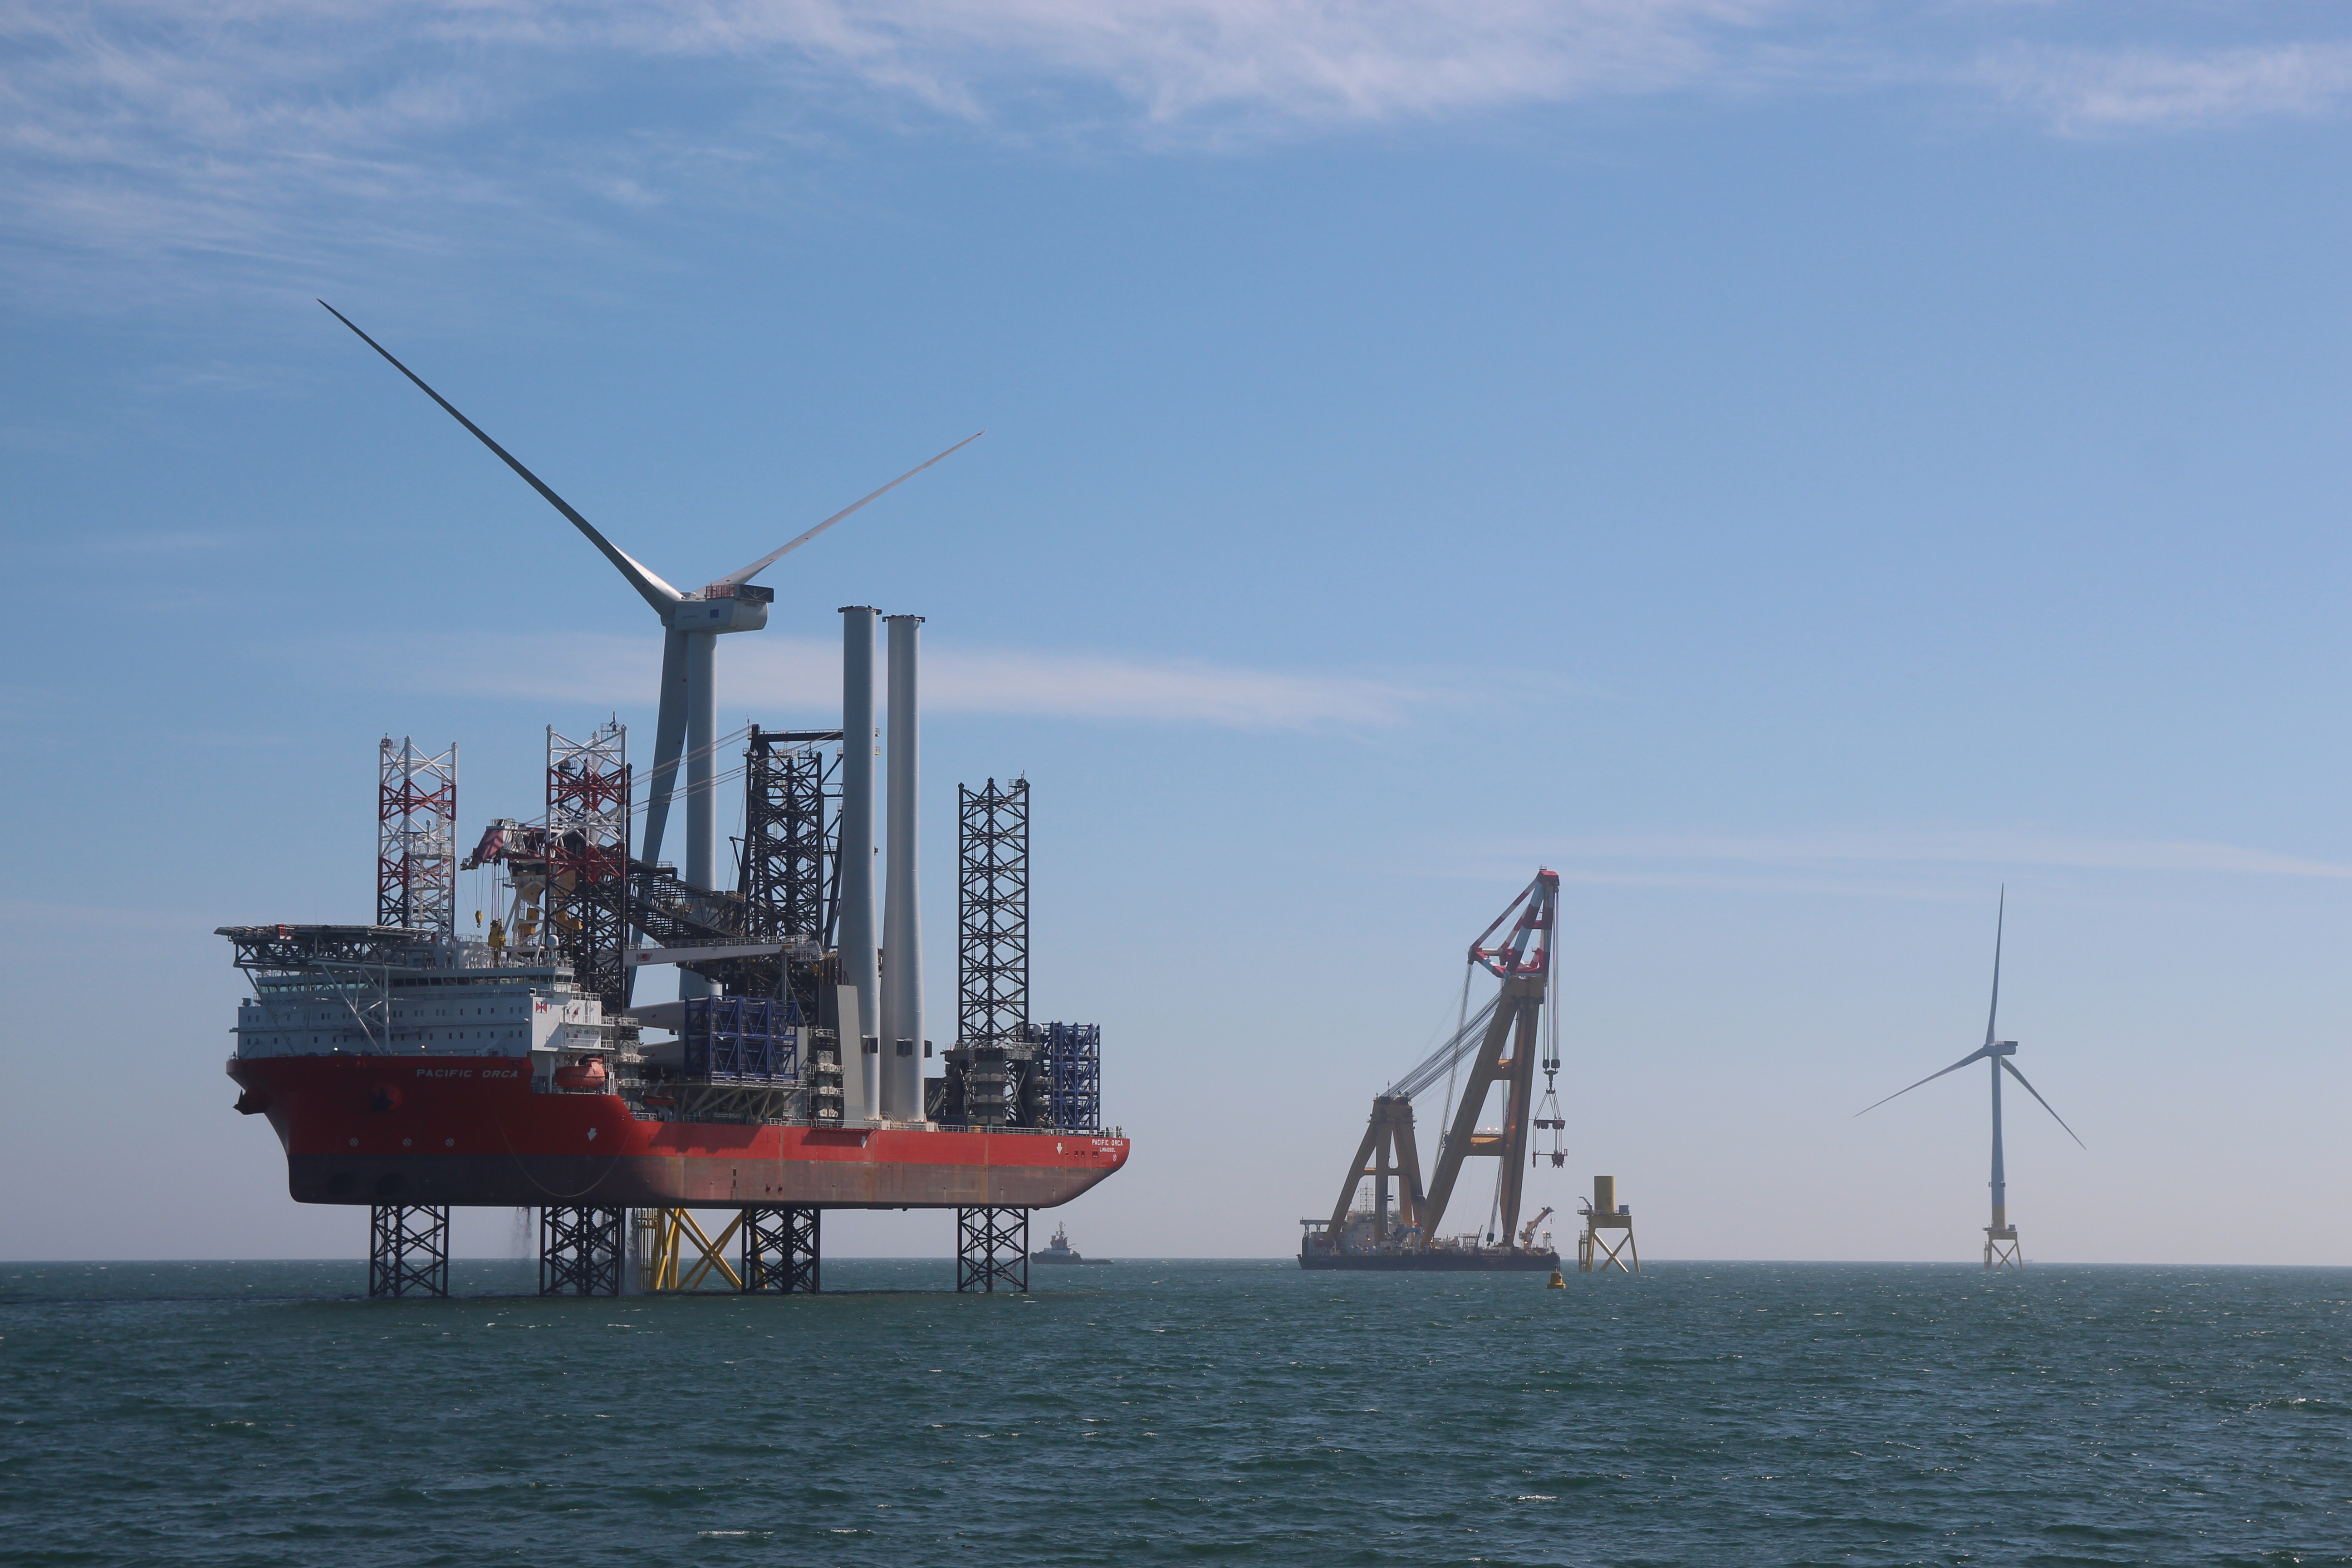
xmin=377 ymin=738 xmax=457 ymax=938
xmin=218 ymin=924 xmax=440 ymax=973
xmin=368 ymin=1205 xmax=450 ymax=1298
xmin=546 ymin=721 xmax=630 ymax=1015
xmin=957 ymin=779 xmax=1029 ymax=1047
xmin=740 ymin=727 xmax=843 ymax=946
xmin=1041 ymin=1022 xmax=1102 ymax=1132
xmin=956 ymin=1206 xmax=1028 ymax=1293
xmin=742 ymin=1207 xmax=821 ymax=1293
xmin=538 ymin=1206 xmax=625 ymax=1296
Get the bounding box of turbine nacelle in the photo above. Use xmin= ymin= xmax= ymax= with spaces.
xmin=672 ymin=583 xmax=774 ymax=634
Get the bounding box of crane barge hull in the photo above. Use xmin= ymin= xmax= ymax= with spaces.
xmin=1299 ymin=1249 xmax=1561 ymax=1272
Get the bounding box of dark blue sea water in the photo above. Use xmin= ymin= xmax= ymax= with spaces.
xmin=2 ymin=1259 xmax=2347 ymax=1566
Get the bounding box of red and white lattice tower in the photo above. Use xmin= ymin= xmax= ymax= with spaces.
xmin=546 ymin=720 xmax=629 ymax=1012
xmin=378 ymin=737 xmax=457 ymax=937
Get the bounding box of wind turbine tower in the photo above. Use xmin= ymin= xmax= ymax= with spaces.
xmin=321 ymin=304 xmax=978 ymax=999
xmin=1859 ymin=892 xmax=2084 ymax=1268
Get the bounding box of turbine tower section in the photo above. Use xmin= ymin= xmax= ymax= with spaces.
xmin=546 ymin=720 xmax=630 ymax=1016
xmin=957 ymin=778 xmax=1029 ymax=1049
xmin=377 ymin=737 xmax=456 ymax=939
xmin=879 ymin=613 xmax=926 ymax=1121
xmin=740 ymin=726 xmax=843 ymax=947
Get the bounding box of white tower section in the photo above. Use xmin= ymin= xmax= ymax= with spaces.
xmin=838 ymin=606 xmax=881 ymax=1122
xmin=879 ymin=613 xmax=926 ymax=1122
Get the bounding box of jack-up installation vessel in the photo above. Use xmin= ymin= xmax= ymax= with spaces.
xmin=220 ymin=312 xmax=1126 ymax=1297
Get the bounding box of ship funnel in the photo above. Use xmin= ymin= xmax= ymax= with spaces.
xmin=880 ymin=613 xmax=926 ymax=1122
xmin=838 ymin=606 xmax=880 ymax=1122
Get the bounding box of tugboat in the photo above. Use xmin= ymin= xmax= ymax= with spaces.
xmin=1032 ymin=1222 xmax=1112 ymax=1265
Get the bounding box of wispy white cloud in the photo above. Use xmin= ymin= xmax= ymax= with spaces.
xmin=1542 ymin=826 xmax=2352 ymax=881
xmin=9 ymin=2 xmax=2352 ymax=302
xmin=0 ymin=0 xmax=1788 ymax=291
xmin=634 ymin=0 xmax=1787 ymax=127
xmin=88 ymin=528 xmax=248 ymax=554
xmin=904 ymin=642 xmax=1427 ymax=725
xmin=1974 ymin=39 xmax=2352 ymax=133
xmin=397 ymin=630 xmax=1433 ymax=728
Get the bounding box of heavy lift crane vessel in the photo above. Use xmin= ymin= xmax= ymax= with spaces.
xmin=1300 ymin=871 xmax=1565 ymax=1271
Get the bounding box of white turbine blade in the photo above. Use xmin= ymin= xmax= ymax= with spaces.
xmin=1984 ymin=886 xmax=2004 ymax=1048
xmin=637 ymin=628 xmax=691 ymax=869
xmin=320 ymin=301 xmax=682 ymax=614
xmin=713 ymin=432 xmax=985 ymax=589
xmin=2000 ymin=1057 xmax=2085 ymax=1149
xmin=1855 ymin=1044 xmax=1994 ymax=1117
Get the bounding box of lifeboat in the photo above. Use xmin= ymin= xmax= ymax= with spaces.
xmin=553 ymin=1058 xmax=608 ymax=1090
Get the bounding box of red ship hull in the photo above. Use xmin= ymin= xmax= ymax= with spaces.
xmin=230 ymin=1055 xmax=1129 ymax=1209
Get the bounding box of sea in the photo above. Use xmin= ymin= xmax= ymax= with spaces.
xmin=1 ymin=1258 xmax=2345 ymax=1566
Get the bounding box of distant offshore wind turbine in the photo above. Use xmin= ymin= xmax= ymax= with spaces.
xmin=1858 ymin=891 xmax=2084 ymax=1269
xmin=319 ymin=302 xmax=979 ymax=911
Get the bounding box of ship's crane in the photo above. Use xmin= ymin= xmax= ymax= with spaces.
xmin=1517 ymin=1206 xmax=1554 ymax=1251
xmin=1314 ymin=871 xmax=1561 ymax=1259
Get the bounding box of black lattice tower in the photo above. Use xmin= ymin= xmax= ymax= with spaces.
xmin=546 ymin=721 xmax=630 ymax=1015
xmin=378 ymin=737 xmax=456 ymax=937
xmin=742 ymin=1207 xmax=821 ymax=1293
xmin=958 ymin=779 xmax=1029 ymax=1047
xmin=369 ymin=1205 xmax=450 ymax=1298
xmin=741 ymin=728 xmax=843 ymax=946
xmin=539 ymin=1206 xmax=624 ymax=1296
xmin=956 ymin=1206 xmax=1029 ymax=1293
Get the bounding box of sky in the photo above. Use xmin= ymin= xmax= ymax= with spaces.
xmin=4 ymin=0 xmax=2350 ymax=1265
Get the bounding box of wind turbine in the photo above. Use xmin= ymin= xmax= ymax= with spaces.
xmin=319 ymin=302 xmax=980 ymax=920
xmin=1858 ymin=891 xmax=2084 ymax=1269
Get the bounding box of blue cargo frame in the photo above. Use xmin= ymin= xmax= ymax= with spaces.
xmin=1040 ymin=1021 xmax=1100 ymax=1132
xmin=683 ymin=996 xmax=799 ymax=1083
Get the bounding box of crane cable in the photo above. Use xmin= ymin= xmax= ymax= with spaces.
xmin=1438 ymin=960 xmax=1472 ymax=1139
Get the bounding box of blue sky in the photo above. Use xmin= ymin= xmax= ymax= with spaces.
xmin=5 ymin=0 xmax=2350 ymax=1263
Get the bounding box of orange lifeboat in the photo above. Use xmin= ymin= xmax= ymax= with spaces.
xmin=553 ymin=1058 xmax=608 ymax=1090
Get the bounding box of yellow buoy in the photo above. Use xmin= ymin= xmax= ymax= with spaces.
xmin=1547 ymin=1269 xmax=1566 ymax=1289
